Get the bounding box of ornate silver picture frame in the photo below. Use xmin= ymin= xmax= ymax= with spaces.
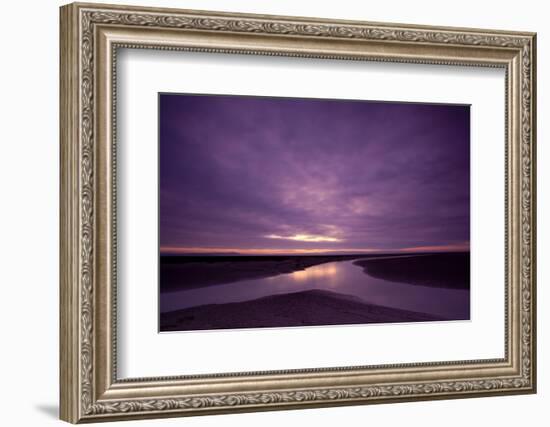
xmin=60 ymin=2 xmax=536 ymax=423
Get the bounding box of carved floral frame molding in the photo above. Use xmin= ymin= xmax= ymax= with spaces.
xmin=60 ymin=2 xmax=536 ymax=423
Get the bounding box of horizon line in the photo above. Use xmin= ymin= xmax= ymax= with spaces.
xmin=159 ymin=243 xmax=470 ymax=255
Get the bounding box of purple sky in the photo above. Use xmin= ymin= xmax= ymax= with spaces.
xmin=159 ymin=94 xmax=470 ymax=255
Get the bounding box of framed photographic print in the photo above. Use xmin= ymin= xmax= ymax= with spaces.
xmin=60 ymin=2 xmax=537 ymax=423
xmin=158 ymin=94 xmax=471 ymax=332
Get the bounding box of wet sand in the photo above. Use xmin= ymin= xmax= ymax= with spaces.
xmin=160 ymin=289 xmax=443 ymax=332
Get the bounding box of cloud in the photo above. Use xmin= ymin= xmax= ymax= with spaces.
xmin=159 ymin=94 xmax=470 ymax=251
xmin=264 ymin=234 xmax=343 ymax=243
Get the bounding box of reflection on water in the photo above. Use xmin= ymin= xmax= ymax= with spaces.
xmin=160 ymin=259 xmax=470 ymax=319
xmin=290 ymin=263 xmax=339 ymax=283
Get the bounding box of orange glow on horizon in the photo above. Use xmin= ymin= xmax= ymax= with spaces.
xmin=399 ymin=242 xmax=470 ymax=253
xmin=160 ymin=242 xmax=469 ymax=255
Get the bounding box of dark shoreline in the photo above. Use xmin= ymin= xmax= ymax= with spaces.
xmin=160 ymin=289 xmax=445 ymax=332
xmin=160 ymin=252 xmax=469 ymax=292
xmin=353 ymin=252 xmax=469 ymax=290
xmin=160 ymin=253 xmax=403 ymax=292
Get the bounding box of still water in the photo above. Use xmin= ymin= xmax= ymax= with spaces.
xmin=160 ymin=258 xmax=470 ymax=319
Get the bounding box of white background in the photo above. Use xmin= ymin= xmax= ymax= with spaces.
xmin=0 ymin=0 xmax=545 ymax=426
xmin=118 ymin=50 xmax=504 ymax=377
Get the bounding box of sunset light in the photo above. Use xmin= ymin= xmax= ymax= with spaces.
xmin=264 ymin=234 xmax=342 ymax=243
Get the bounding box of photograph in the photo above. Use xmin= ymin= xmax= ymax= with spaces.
xmin=158 ymin=94 xmax=471 ymax=332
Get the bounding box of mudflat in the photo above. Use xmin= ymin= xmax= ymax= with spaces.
xmin=160 ymin=289 xmax=443 ymax=332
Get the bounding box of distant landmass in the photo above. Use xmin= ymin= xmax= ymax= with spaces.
xmin=353 ymin=252 xmax=469 ymax=290
xmin=160 ymin=253 xmax=406 ymax=292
